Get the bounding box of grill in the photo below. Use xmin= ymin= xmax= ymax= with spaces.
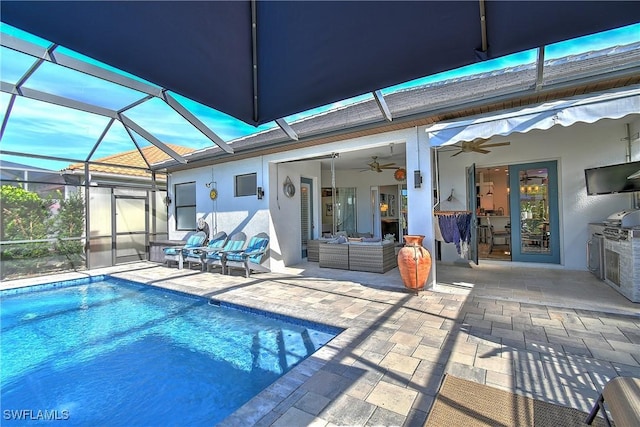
xmin=603 ymin=227 xmax=628 ymax=241
xmin=588 ymin=208 xmax=640 ymax=302
xmin=603 ymin=209 xmax=640 ymax=228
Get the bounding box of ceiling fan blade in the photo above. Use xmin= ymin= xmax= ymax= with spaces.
xmin=378 ymin=163 xmax=396 ymax=168
xmin=472 ymin=137 xmax=489 ymax=143
xmin=451 ymin=151 xmax=463 ymax=157
xmin=474 ymin=148 xmax=491 ymax=154
xmin=480 ymin=142 xmax=511 ymax=148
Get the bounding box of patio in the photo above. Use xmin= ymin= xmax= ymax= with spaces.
xmin=4 ymin=261 xmax=638 ymax=426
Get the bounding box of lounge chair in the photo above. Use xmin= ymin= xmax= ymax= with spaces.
xmin=205 ymin=231 xmax=246 ymax=273
xmin=163 ymin=231 xmax=207 ymax=269
xmin=222 ymin=232 xmax=270 ymax=278
xmin=183 ymin=231 xmax=227 ymax=270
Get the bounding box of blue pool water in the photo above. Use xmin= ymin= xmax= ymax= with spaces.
xmin=1 ymin=276 xmax=340 ymax=426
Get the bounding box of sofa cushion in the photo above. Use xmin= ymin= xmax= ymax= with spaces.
xmin=361 ymin=237 xmax=382 ymax=242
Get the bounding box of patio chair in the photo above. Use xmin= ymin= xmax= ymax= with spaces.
xmin=205 ymin=231 xmax=246 ymax=273
xmin=586 ymin=376 xmax=640 ymax=427
xmin=163 ymin=231 xmax=207 ymax=269
xmin=183 ymin=231 xmax=227 ymax=271
xmin=222 ymin=232 xmax=270 ymax=278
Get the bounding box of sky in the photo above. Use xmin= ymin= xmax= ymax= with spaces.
xmin=1 ymin=22 xmax=639 ymax=171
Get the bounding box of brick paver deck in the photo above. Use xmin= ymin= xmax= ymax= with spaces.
xmin=3 ymin=261 xmax=638 ymax=426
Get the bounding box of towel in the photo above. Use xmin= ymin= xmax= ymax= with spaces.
xmin=437 ymin=213 xmax=472 ymax=257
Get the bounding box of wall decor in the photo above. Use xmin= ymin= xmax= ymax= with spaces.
xmin=283 ymin=176 xmax=296 ymax=198
xmin=394 ymin=168 xmax=407 ymax=182
xmin=325 ymin=203 xmax=333 ymax=216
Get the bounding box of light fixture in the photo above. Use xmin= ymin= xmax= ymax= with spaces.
xmin=414 ymin=170 xmax=422 ymax=188
xmin=163 ymin=196 xmax=172 ymax=206
xmin=257 ymin=187 xmax=264 ymax=199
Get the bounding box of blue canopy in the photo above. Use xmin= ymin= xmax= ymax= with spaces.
xmin=3 ymin=1 xmax=639 ymax=126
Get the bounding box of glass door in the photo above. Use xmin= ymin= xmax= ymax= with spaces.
xmin=509 ymin=161 xmax=560 ymax=264
xmin=335 ymin=187 xmax=357 ymax=236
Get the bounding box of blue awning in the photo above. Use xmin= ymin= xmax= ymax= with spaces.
xmin=426 ymin=86 xmax=640 ymax=146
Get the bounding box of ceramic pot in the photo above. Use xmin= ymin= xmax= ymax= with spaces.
xmin=397 ymin=235 xmax=431 ymax=292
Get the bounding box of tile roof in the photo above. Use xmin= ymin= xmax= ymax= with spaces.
xmin=65 ymin=144 xmax=195 ymax=178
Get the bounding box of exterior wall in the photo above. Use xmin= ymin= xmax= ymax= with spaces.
xmin=167 ymin=156 xmax=271 ymax=260
xmin=167 ymin=114 xmax=639 ymax=275
xmin=167 ymin=127 xmax=436 ymax=277
xmin=268 ymin=159 xmax=322 ymax=270
xmin=434 ymin=115 xmax=640 ymax=270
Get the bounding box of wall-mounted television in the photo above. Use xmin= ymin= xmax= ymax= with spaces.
xmin=585 ymin=161 xmax=640 ymax=195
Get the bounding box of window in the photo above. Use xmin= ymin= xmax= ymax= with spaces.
xmin=235 ymin=173 xmax=257 ymax=197
xmin=174 ymin=182 xmax=196 ymax=230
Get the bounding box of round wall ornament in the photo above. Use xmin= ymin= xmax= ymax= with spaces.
xmin=209 ymin=188 xmax=218 ymax=200
xmin=283 ymin=176 xmax=296 ymax=198
xmin=394 ymin=168 xmax=407 ymax=182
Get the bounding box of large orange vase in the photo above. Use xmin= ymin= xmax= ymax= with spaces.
xmin=397 ymin=235 xmax=432 ymax=293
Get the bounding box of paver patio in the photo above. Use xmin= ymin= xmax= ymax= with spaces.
xmin=3 ymin=261 xmax=638 ymax=426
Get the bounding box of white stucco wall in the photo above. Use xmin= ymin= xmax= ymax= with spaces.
xmin=167 ymin=156 xmax=271 ymax=241
xmin=166 ymin=113 xmax=639 ymax=277
xmin=434 ymin=115 xmax=640 ymax=270
xmin=268 ymin=159 xmax=323 ymax=270
xmin=167 ymin=126 xmax=435 ymax=281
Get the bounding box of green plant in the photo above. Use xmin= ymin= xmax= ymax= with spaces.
xmin=0 ymin=185 xmax=52 ymax=258
xmin=49 ymin=190 xmax=85 ymax=259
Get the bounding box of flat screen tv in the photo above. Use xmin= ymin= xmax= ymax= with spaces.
xmin=585 ymin=161 xmax=640 ymax=195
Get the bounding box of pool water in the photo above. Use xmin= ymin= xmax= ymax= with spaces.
xmin=1 ymin=276 xmax=340 ymax=426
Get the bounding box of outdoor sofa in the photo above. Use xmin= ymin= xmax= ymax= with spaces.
xmin=318 ymin=238 xmax=397 ymax=273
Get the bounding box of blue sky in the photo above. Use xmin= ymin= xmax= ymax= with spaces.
xmin=1 ymin=22 xmax=639 ymax=171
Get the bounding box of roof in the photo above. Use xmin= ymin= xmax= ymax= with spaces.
xmin=158 ymin=42 xmax=640 ymax=171
xmin=3 ymin=1 xmax=639 ymax=126
xmin=0 ymin=159 xmax=63 ymax=183
xmin=65 ymin=144 xmax=195 ymax=178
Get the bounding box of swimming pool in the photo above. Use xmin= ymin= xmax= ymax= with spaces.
xmin=1 ymin=276 xmax=341 ymax=426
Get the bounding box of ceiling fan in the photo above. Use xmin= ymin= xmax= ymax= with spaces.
xmin=361 ymin=156 xmax=397 ymax=173
xmin=450 ymin=138 xmax=510 ymax=157
xmin=520 ymin=171 xmax=546 ymax=183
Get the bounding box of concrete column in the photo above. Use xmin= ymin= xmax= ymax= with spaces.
xmin=405 ymin=126 xmax=436 ymax=288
